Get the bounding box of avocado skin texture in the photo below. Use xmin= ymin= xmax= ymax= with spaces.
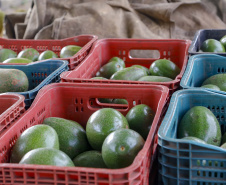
xmin=126 ymin=104 xmax=155 ymax=139
xmin=19 ymin=148 xmax=74 ymax=167
xmin=60 ymin=45 xmax=82 ymax=58
xmin=202 ymin=74 xmax=226 ymax=92
xmin=177 ymin=106 xmax=221 ymax=146
xmin=138 ymin=75 xmax=173 ymax=82
xmin=96 ymin=57 xmax=125 ymax=79
xmin=112 ymin=99 xmax=128 ymax=104
xmin=0 ymin=49 xmax=17 ymax=62
xmin=201 ymin=84 xmax=220 ymax=91
xmin=86 ymin=108 xmax=129 ymax=151
xmin=110 ymin=66 xmax=148 ymax=81
xmin=43 ymin=117 xmax=90 ymax=159
xmin=38 ymin=50 xmax=58 ymax=60
xmin=132 ymin=65 xmax=150 ymax=75
xmin=17 ymin=48 xmax=39 ymax=61
xmin=221 ymin=143 xmax=226 ymax=149
xmin=10 ymin=125 xmax=59 ymax=163
xmin=3 ymin=58 xmax=32 ymax=64
xmin=73 ymin=150 xmax=107 ymax=168
xmin=220 ymin=35 xmax=226 ymax=49
xmin=182 ymin=136 xmax=207 ymax=144
xmin=149 ymin=59 xmax=180 ymax=79
xmin=200 ymin=39 xmax=225 ymax=53
xmin=102 ymin=128 xmax=144 ymax=169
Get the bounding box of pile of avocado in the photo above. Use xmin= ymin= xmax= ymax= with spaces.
xmin=200 ymin=35 xmax=226 ymax=53
xmin=10 ymin=104 xmax=155 ymax=169
xmin=177 ymin=106 xmax=226 ymax=149
xmin=92 ymin=57 xmax=180 ymax=83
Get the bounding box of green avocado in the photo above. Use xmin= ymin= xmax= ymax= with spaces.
xmin=86 ymin=108 xmax=129 ymax=151
xmin=220 ymin=35 xmax=226 ymax=49
xmin=149 ymin=59 xmax=180 ymax=79
xmin=19 ymin=148 xmax=74 ymax=167
xmin=181 ymin=136 xmax=207 ymax=144
xmin=202 ymin=74 xmax=226 ymax=92
xmin=110 ymin=66 xmax=148 ymax=81
xmin=38 ymin=50 xmax=58 ymax=60
xmin=201 ymin=84 xmax=220 ymax=91
xmin=0 ymin=49 xmax=17 ymax=62
xmin=112 ymin=99 xmax=128 ymax=104
xmin=102 ymin=128 xmax=144 ymax=169
xmin=3 ymin=58 xmax=32 ymax=64
xmin=96 ymin=57 xmax=125 ymax=79
xmin=10 ymin=124 xmax=59 ymax=163
xmin=0 ymin=69 xmax=29 ymax=93
xmin=43 ymin=117 xmax=90 ymax=159
xmin=73 ymin=150 xmax=107 ymax=168
xmin=138 ymin=75 xmax=173 ymax=82
xmin=177 ymin=106 xmax=221 ymax=146
xmin=200 ymin=39 xmax=225 ymax=53
xmin=91 ymin=77 xmax=108 ymax=80
xmin=132 ymin=65 xmax=150 ymax=75
xmin=221 ymin=143 xmax=226 ymax=149
xmin=17 ymin=48 xmax=39 ymax=61
xmin=60 ymin=45 xmax=82 ymax=58
xmin=126 ymin=104 xmax=155 ymax=139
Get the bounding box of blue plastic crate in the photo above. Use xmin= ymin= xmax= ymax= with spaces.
xmin=0 ymin=60 xmax=69 ymax=108
xmin=189 ymin=29 xmax=226 ymax=56
xmin=158 ymin=89 xmax=226 ymax=185
xmin=180 ymin=54 xmax=226 ymax=95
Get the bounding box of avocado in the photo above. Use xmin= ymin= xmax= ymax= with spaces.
xmin=110 ymin=66 xmax=148 ymax=81
xmin=138 ymin=75 xmax=173 ymax=82
xmin=220 ymin=35 xmax=226 ymax=49
xmin=43 ymin=117 xmax=90 ymax=159
xmin=98 ymin=98 xmax=112 ymax=104
xmin=126 ymin=104 xmax=155 ymax=139
xmin=0 ymin=69 xmax=29 ymax=93
xmin=91 ymin=77 xmax=108 ymax=80
xmin=177 ymin=106 xmax=221 ymax=146
xmin=86 ymin=108 xmax=129 ymax=151
xmin=149 ymin=59 xmax=180 ymax=79
xmin=181 ymin=136 xmax=207 ymax=144
xmin=73 ymin=150 xmax=107 ymax=168
xmin=60 ymin=45 xmax=82 ymax=58
xmin=221 ymin=143 xmax=226 ymax=149
xmin=96 ymin=57 xmax=125 ymax=79
xmin=222 ymin=133 xmax=226 ymax=145
xmin=201 ymin=84 xmax=220 ymax=91
xmin=38 ymin=50 xmax=58 ymax=60
xmin=10 ymin=124 xmax=59 ymax=163
xmin=200 ymin=39 xmax=225 ymax=53
xmin=3 ymin=58 xmax=32 ymax=64
xmin=202 ymin=74 xmax=226 ymax=92
xmin=17 ymin=48 xmax=39 ymax=61
xmin=131 ymin=65 xmax=150 ymax=75
xmin=0 ymin=49 xmax=17 ymax=62
xmin=19 ymin=148 xmax=74 ymax=167
xmin=112 ymin=99 xmax=128 ymax=104
xmin=102 ymin=128 xmax=144 ymax=169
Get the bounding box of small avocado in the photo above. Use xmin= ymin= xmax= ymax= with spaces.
xmin=0 ymin=49 xmax=17 ymax=62
xmin=86 ymin=108 xmax=129 ymax=151
xmin=149 ymin=59 xmax=180 ymax=79
xmin=182 ymin=136 xmax=207 ymax=144
xmin=200 ymin=39 xmax=225 ymax=53
xmin=43 ymin=117 xmax=90 ymax=159
xmin=126 ymin=104 xmax=155 ymax=139
xmin=0 ymin=68 xmax=29 ymax=93
xmin=17 ymin=48 xmax=39 ymax=61
xmin=110 ymin=66 xmax=148 ymax=81
xmin=138 ymin=76 xmax=173 ymax=82
xmin=10 ymin=124 xmax=59 ymax=163
xmin=73 ymin=150 xmax=107 ymax=168
xmin=112 ymin=99 xmax=128 ymax=104
xmin=96 ymin=57 xmax=125 ymax=79
xmin=60 ymin=45 xmax=82 ymax=58
xmin=19 ymin=148 xmax=74 ymax=167
xmin=201 ymin=84 xmax=220 ymax=91
xmin=98 ymin=98 xmax=112 ymax=104
xmin=177 ymin=106 xmax=222 ymax=146
xmin=220 ymin=35 xmax=226 ymax=49
xmin=202 ymin=74 xmax=226 ymax=92
xmin=102 ymin=128 xmax=144 ymax=169
xmin=3 ymin=58 xmax=32 ymax=64
xmin=38 ymin=50 xmax=58 ymax=60
xmin=132 ymin=65 xmax=150 ymax=75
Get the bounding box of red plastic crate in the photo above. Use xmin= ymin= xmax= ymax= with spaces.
xmin=60 ymin=38 xmax=191 ymax=95
xmin=0 ymin=93 xmax=25 ymax=134
xmin=0 ymin=35 xmax=98 ymax=70
xmin=0 ymin=83 xmax=169 ymax=185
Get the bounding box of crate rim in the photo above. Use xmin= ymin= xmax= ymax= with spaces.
xmin=158 ymin=89 xmax=226 ymax=153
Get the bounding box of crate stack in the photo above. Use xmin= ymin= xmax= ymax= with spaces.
xmin=158 ymin=29 xmax=226 ymax=185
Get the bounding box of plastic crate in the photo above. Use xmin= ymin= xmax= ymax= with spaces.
xmin=0 ymin=82 xmax=169 ymax=185
xmin=0 ymin=93 xmax=25 ymax=134
xmin=60 ymin=38 xmax=191 ymax=95
xmin=158 ymin=89 xmax=226 ymax=185
xmin=180 ymin=54 xmax=226 ymax=95
xmin=189 ymin=29 xmax=226 ymax=56
xmin=0 ymin=35 xmax=97 ymax=70
xmin=0 ymin=60 xmax=68 ymax=109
